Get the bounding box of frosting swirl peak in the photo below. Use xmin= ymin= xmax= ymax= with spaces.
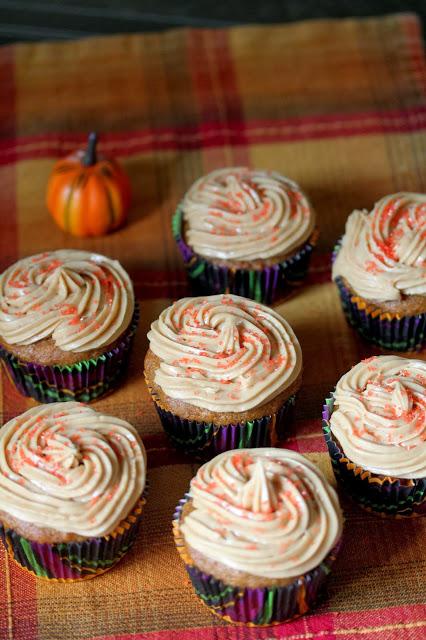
xmin=147 ymin=294 xmax=302 ymax=412
xmin=181 ymin=448 xmax=343 ymax=579
xmin=182 ymin=167 xmax=315 ymax=261
xmin=329 ymin=355 xmax=426 ymax=478
xmin=0 ymin=403 xmax=146 ymax=537
xmin=0 ymin=250 xmax=134 ymax=352
xmin=332 ymin=193 xmax=426 ymax=302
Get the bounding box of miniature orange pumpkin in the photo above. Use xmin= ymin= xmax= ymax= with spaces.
xmin=46 ymin=132 xmax=131 ymax=237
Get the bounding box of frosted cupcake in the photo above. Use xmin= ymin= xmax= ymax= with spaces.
xmin=332 ymin=192 xmax=426 ymax=350
xmin=174 ymin=448 xmax=343 ymax=626
xmin=0 ymin=250 xmax=137 ymax=402
xmin=173 ymin=167 xmax=317 ymax=304
xmin=0 ymin=402 xmax=147 ymax=580
xmin=144 ymin=294 xmax=302 ymax=458
xmin=322 ymin=355 xmax=426 ymax=516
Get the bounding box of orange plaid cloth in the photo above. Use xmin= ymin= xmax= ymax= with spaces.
xmin=0 ymin=12 xmax=425 ymax=640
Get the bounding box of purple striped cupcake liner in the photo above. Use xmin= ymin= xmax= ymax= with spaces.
xmin=322 ymin=395 xmax=426 ymax=517
xmin=332 ymin=240 xmax=426 ymax=351
xmin=0 ymin=305 xmax=139 ymax=404
xmin=150 ymin=392 xmax=297 ymax=460
xmin=0 ymin=496 xmax=146 ymax=581
xmin=172 ymin=205 xmax=317 ymax=305
xmin=173 ymin=495 xmax=341 ymax=626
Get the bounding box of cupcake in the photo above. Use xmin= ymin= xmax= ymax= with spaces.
xmin=0 ymin=250 xmax=137 ymax=403
xmin=332 ymin=192 xmax=426 ymax=351
xmin=173 ymin=167 xmax=317 ymax=304
xmin=145 ymin=294 xmax=302 ymax=458
xmin=322 ymin=355 xmax=426 ymax=517
xmin=0 ymin=402 xmax=147 ymax=580
xmin=173 ymin=448 xmax=343 ymax=626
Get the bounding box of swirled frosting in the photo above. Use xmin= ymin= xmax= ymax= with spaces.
xmin=147 ymin=294 xmax=302 ymax=412
xmin=329 ymin=356 xmax=426 ymax=478
xmin=182 ymin=167 xmax=315 ymax=261
xmin=180 ymin=448 xmax=342 ymax=579
xmin=0 ymin=250 xmax=134 ymax=352
xmin=332 ymin=193 xmax=426 ymax=302
xmin=0 ymin=402 xmax=146 ymax=537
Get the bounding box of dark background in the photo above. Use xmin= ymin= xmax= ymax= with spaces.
xmin=0 ymin=0 xmax=425 ymax=44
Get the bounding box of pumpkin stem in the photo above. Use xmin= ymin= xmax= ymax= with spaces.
xmin=83 ymin=132 xmax=98 ymax=166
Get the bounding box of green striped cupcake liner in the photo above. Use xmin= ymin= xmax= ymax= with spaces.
xmin=151 ymin=391 xmax=296 ymax=460
xmin=0 ymin=306 xmax=139 ymax=403
xmin=173 ymin=494 xmax=341 ymax=626
xmin=0 ymin=496 xmax=146 ymax=581
xmin=322 ymin=395 xmax=426 ymax=517
xmin=173 ymin=205 xmax=316 ymax=305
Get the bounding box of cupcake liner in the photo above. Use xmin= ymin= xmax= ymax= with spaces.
xmin=322 ymin=395 xmax=426 ymax=517
xmin=173 ymin=495 xmax=341 ymax=626
xmin=332 ymin=240 xmax=426 ymax=351
xmin=172 ymin=205 xmax=317 ymax=304
xmin=334 ymin=276 xmax=426 ymax=352
xmin=150 ymin=389 xmax=296 ymax=459
xmin=0 ymin=496 xmax=146 ymax=581
xmin=0 ymin=306 xmax=139 ymax=403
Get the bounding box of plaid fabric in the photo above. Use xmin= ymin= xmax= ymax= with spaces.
xmin=0 ymin=12 xmax=425 ymax=640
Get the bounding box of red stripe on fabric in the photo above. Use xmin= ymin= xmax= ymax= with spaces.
xmin=213 ymin=29 xmax=250 ymax=166
xmin=401 ymin=15 xmax=426 ymax=94
xmin=0 ymin=545 xmax=10 ymax=639
xmin=329 ymin=604 xmax=426 ymax=630
xmin=280 ymin=418 xmax=326 ymax=454
xmin=1 ymin=368 xmax=29 ymax=423
xmin=0 ymin=46 xmax=16 ymax=139
xmin=185 ymin=29 xmax=250 ymax=156
xmin=144 ymin=432 xmax=191 ymax=468
xmin=186 ymin=30 xmax=229 ymax=170
xmin=187 ymin=30 xmax=221 ymax=123
xmin=306 ymin=253 xmax=332 ymax=284
xmin=0 ymin=106 xmax=425 ymax=165
xmin=0 ymin=165 xmax=18 ymax=272
xmin=87 ymin=604 xmax=426 ymax=639
xmin=7 ymin=558 xmax=39 ymax=640
xmin=0 ymin=48 xmax=30 ymax=640
xmin=0 ymin=47 xmax=18 ymax=272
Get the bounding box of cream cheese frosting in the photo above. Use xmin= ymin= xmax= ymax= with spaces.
xmin=0 ymin=250 xmax=134 ymax=352
xmin=182 ymin=167 xmax=315 ymax=262
xmin=332 ymin=192 xmax=426 ymax=302
xmin=0 ymin=402 xmax=146 ymax=537
xmin=329 ymin=356 xmax=426 ymax=479
xmin=147 ymin=294 xmax=302 ymax=412
xmin=180 ymin=448 xmax=343 ymax=579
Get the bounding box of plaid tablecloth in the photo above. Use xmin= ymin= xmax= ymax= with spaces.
xmin=0 ymin=12 xmax=425 ymax=640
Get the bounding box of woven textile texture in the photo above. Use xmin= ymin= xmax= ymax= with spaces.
xmin=0 ymin=12 xmax=425 ymax=640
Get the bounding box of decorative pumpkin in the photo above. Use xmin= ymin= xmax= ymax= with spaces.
xmin=46 ymin=132 xmax=131 ymax=237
